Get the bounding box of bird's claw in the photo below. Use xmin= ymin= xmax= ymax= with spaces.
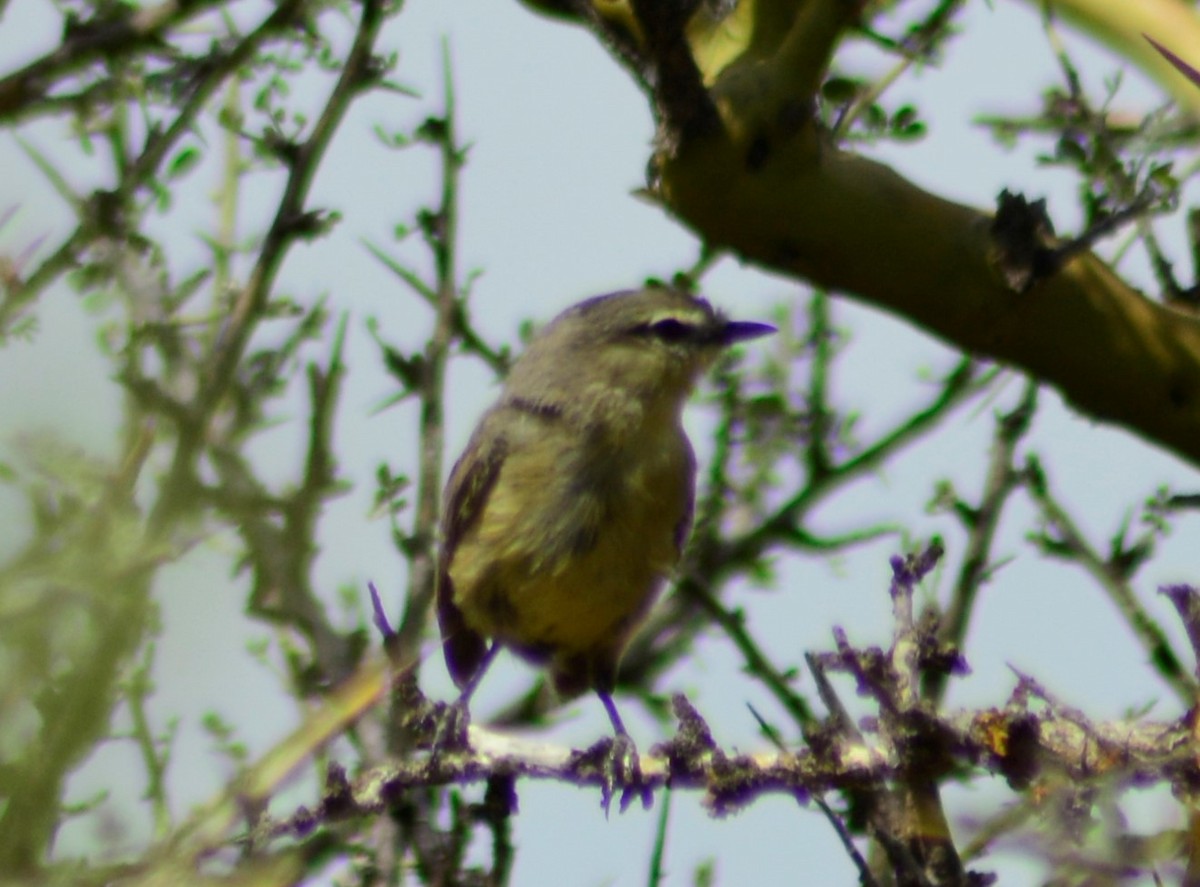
xmin=428 ymin=697 xmax=471 ymax=765
xmin=576 ymin=731 xmax=652 ymax=815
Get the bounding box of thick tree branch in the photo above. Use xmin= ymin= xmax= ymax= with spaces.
xmin=668 ymin=173 xmax=1200 ymax=469
xmin=639 ymin=0 xmax=1200 ymax=469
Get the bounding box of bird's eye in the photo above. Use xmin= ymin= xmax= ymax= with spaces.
xmin=647 ymin=318 xmax=692 ymax=341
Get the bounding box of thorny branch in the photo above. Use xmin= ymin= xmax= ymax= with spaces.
xmin=922 ymin=379 xmax=1038 ymax=703
xmin=1025 ymin=457 xmax=1196 ymax=706
xmin=196 ymin=558 xmax=1200 ymax=887
xmin=0 ymin=0 xmax=314 ymax=333
xmin=0 ymin=0 xmax=227 ymax=124
xmin=152 ymin=0 xmax=389 ymax=527
xmin=391 ymin=49 xmax=467 ymax=665
xmin=0 ymin=0 xmax=401 ymax=872
xmin=8 ymin=0 xmax=1200 ymax=883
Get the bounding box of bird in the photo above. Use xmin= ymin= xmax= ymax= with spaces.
xmin=435 ymin=284 xmax=774 ymax=805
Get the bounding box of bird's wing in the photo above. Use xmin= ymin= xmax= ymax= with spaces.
xmin=674 ymin=435 xmax=698 ymax=555
xmin=436 ymin=427 xmax=508 ymax=689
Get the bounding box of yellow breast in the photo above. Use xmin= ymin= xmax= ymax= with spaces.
xmin=447 ymin=406 xmax=693 ymax=658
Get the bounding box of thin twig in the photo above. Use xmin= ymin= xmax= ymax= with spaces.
xmin=1025 ymin=457 xmax=1196 ymax=706
xmin=151 ymin=0 xmax=387 ymax=527
xmin=395 ymin=43 xmax=465 ymax=661
xmin=923 ymin=380 xmax=1037 ymax=703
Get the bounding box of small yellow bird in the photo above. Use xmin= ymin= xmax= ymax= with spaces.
xmin=436 ymin=285 xmax=774 ymax=773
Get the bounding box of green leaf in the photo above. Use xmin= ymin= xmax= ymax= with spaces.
xmin=166 ymin=146 xmax=201 ymax=180
xmin=821 ymin=76 xmax=862 ymax=104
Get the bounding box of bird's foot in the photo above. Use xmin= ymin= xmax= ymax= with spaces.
xmin=573 ymin=730 xmax=653 ymax=815
xmin=428 ymin=695 xmax=472 ymax=764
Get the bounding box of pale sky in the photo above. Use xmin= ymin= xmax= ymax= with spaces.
xmin=1 ymin=0 xmax=1198 ymax=881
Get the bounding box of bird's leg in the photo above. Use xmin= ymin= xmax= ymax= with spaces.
xmin=598 ymin=687 xmax=630 ymax=736
xmin=434 ymin=643 xmax=499 ymax=754
xmin=594 ymin=689 xmax=652 ymax=814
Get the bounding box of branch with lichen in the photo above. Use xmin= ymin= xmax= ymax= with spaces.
xmin=103 ymin=554 xmax=1200 ymax=885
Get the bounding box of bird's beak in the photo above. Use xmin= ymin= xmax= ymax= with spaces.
xmin=717 ymin=319 xmax=776 ymax=345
